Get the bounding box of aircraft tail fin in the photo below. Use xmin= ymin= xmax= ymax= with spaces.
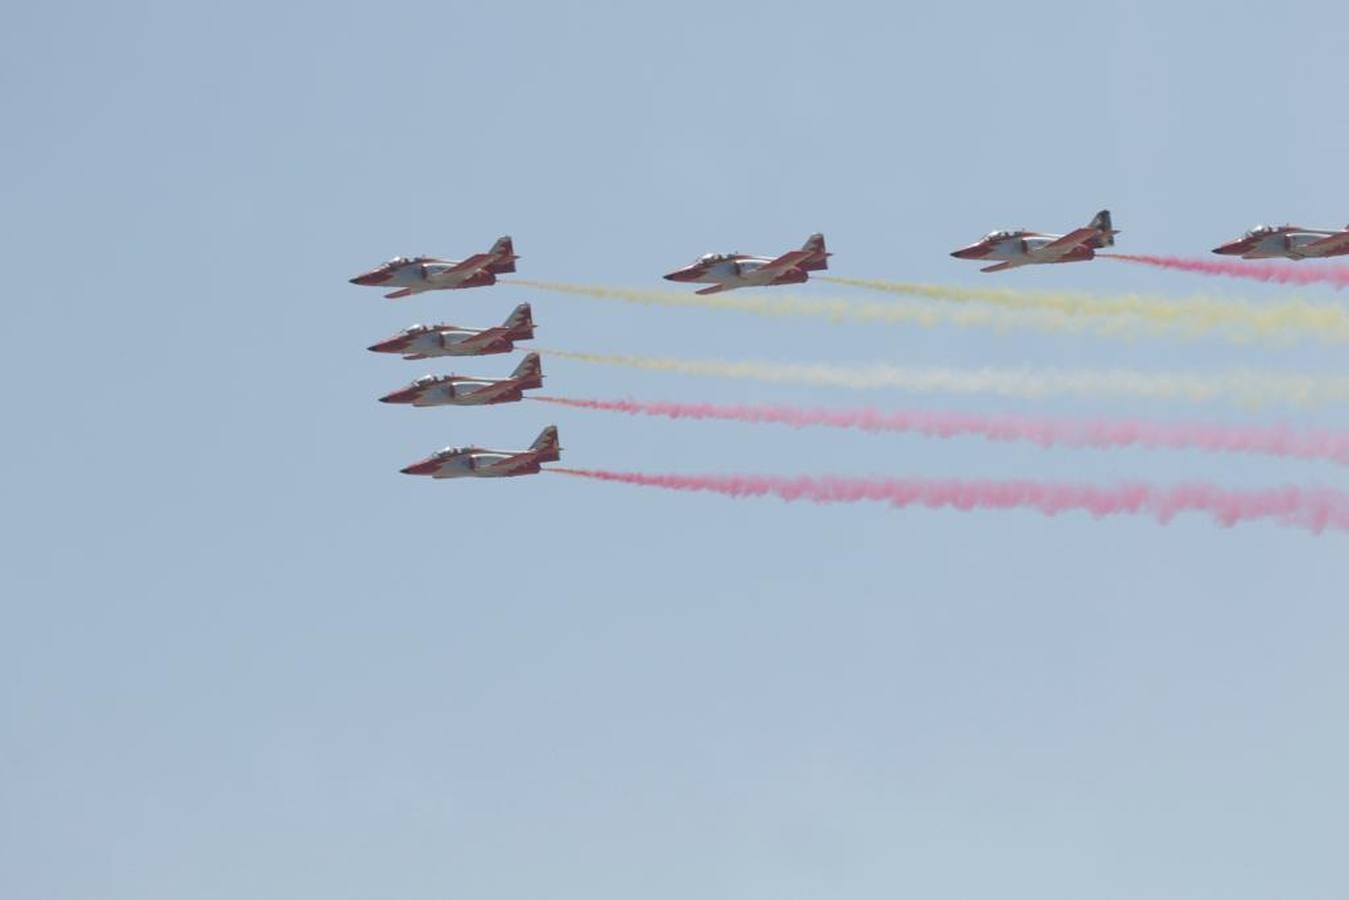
xmin=486 ymin=235 xmax=518 ymax=274
xmin=510 ymin=351 xmax=543 ymax=389
xmin=502 ymin=303 xmax=535 ymax=340
xmin=799 ymin=232 xmax=830 ymax=271
xmin=529 ymin=425 xmax=561 ymax=462
xmin=1087 ymin=210 xmax=1118 ymax=247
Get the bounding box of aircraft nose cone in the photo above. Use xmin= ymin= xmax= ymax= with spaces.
xmin=400 ymin=458 xmax=438 ymax=475
xmin=379 ymin=387 xmax=417 ymax=404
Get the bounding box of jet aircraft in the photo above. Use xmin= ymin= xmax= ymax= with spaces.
xmin=378 ymin=353 xmax=543 ymax=407
xmin=400 ymin=426 xmax=562 ymax=478
xmin=663 ymin=233 xmax=830 ymax=294
xmin=951 ymin=210 xmax=1118 ymax=273
xmin=349 ymin=236 xmax=518 ymax=298
xmin=1211 ymin=224 xmax=1349 ymax=260
xmin=367 ymin=304 xmax=535 ymax=359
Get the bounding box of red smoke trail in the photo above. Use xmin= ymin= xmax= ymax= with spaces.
xmin=1105 ymin=253 xmax=1349 ymax=290
xmin=550 ymin=468 xmax=1349 ymax=533
xmin=532 ymin=396 xmax=1349 ymax=466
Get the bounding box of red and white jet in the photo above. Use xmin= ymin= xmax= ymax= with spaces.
xmin=664 ymin=233 xmax=830 ymax=295
xmin=378 ymin=353 xmax=543 ymax=407
xmin=349 ymin=236 xmax=518 ymax=299
xmin=400 ymin=426 xmax=561 ymax=478
xmin=367 ymin=304 xmax=535 ymax=359
xmin=1211 ymin=224 xmax=1349 ymax=260
xmin=951 ymin=210 xmax=1118 ymax=273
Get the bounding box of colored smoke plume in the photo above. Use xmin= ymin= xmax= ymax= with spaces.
xmin=532 ymin=396 xmax=1349 ymax=466
xmin=820 ymin=275 xmax=1349 ymax=342
xmin=541 ymin=349 xmax=1349 ymax=408
xmin=550 ymin=469 xmax=1349 ymax=534
xmin=1104 ymin=254 xmax=1349 ymax=290
xmin=511 ymin=279 xmax=1077 ymax=334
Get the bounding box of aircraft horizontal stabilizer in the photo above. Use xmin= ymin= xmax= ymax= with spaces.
xmin=486 ymin=236 xmax=518 ymax=274
xmin=800 ymin=233 xmax=830 ymax=272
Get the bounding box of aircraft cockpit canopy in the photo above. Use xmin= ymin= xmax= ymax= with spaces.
xmin=435 ymin=447 xmax=468 ymax=459
xmin=984 ymin=230 xmax=1021 ymax=242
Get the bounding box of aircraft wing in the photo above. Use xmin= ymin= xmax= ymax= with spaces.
xmin=456 ymin=327 xmax=506 ymax=351
xmin=477 ymin=450 xmax=542 ymax=476
xmin=1301 ymin=231 xmax=1349 ymax=256
xmin=980 ymin=260 xmax=1030 ymax=273
xmin=1026 ymin=227 xmax=1098 ymax=262
xmin=695 ymin=283 xmax=736 ymax=295
xmin=429 ymin=253 xmax=491 ymax=279
xmin=754 ymin=248 xmax=815 ymax=279
xmin=461 ymin=378 xmax=522 ymax=404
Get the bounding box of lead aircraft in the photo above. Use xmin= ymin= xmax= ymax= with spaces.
xmin=400 ymin=426 xmax=561 ymax=478
xmin=349 ymin=236 xmax=518 ymax=298
xmin=951 ymin=210 xmax=1118 ymax=273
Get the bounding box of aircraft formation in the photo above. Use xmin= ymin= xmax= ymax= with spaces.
xmin=352 ymin=218 xmax=1349 ymax=507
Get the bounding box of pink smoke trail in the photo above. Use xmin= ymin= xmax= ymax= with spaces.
xmin=1105 ymin=253 xmax=1349 ymax=290
xmin=550 ymin=468 xmax=1349 ymax=534
xmin=532 ymin=396 xmax=1349 ymax=467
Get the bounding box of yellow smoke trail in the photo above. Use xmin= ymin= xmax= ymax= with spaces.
xmin=820 ymin=276 xmax=1349 ymax=343
xmin=543 ymin=349 xmax=1349 ymax=408
xmin=510 ymin=278 xmax=1090 ymax=334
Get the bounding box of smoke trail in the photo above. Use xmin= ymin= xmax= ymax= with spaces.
xmin=509 ymin=278 xmax=1082 ymax=334
xmin=532 ymin=395 xmax=1349 ymax=466
xmin=550 ymin=468 xmax=1349 ymax=534
xmin=542 ymin=349 xmax=1349 ymax=408
xmin=820 ymin=275 xmax=1349 ymax=342
xmin=1105 ymin=254 xmax=1349 ymax=290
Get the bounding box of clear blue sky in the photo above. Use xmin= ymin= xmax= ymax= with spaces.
xmin=4 ymin=2 xmax=1349 ymax=898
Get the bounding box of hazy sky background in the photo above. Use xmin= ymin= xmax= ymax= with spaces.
xmin=4 ymin=2 xmax=1348 ymax=898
